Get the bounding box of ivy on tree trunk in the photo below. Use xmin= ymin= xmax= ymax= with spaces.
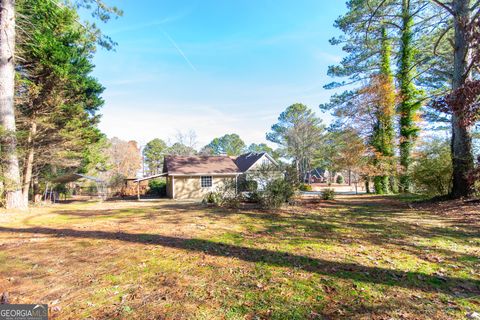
xmin=398 ymin=0 xmax=421 ymax=193
xmin=372 ymin=26 xmax=396 ymax=195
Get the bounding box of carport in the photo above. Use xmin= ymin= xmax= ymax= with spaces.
xmin=133 ymin=173 xmax=167 ymax=200
xmin=50 ymin=173 xmax=107 ymax=201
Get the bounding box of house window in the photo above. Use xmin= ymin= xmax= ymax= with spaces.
xmin=201 ymin=176 xmax=212 ymax=188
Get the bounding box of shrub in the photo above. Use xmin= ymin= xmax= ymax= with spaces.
xmin=321 ymin=188 xmax=335 ymax=200
xmin=243 ymin=180 xmax=258 ymax=192
xmin=298 ymin=183 xmax=313 ymax=192
xmin=109 ymin=173 xmax=126 ymax=194
xmin=260 ymin=179 xmax=295 ymax=209
xmin=148 ymin=179 xmax=166 ymax=196
xmin=411 ymin=139 xmax=452 ymax=196
xmin=336 ymin=175 xmax=344 ymax=184
xmin=202 ymin=179 xmax=241 ymax=208
xmin=221 ymin=195 xmax=241 ymax=208
xmin=244 ymin=191 xmax=261 ymax=203
xmin=54 ymin=183 xmax=71 ymax=199
xmin=202 ymin=192 xmax=222 ymax=205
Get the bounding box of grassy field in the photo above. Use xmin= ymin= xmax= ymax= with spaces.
xmin=0 ymin=195 xmax=478 ymax=319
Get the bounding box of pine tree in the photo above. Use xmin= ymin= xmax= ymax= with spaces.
xmin=372 ymin=27 xmax=396 ymax=194
xmin=397 ymin=0 xmax=421 ymax=192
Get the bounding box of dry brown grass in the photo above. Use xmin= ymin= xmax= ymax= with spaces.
xmin=0 ymin=195 xmax=478 ymax=319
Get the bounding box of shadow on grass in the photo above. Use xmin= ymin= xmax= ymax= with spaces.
xmin=0 ymin=226 xmax=478 ymax=297
xmin=199 ymin=196 xmax=479 ymax=247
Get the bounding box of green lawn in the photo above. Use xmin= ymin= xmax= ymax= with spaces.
xmin=0 ymin=195 xmax=478 ymax=319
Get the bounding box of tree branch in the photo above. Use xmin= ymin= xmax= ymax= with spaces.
xmin=429 ymin=0 xmax=454 ymax=16
xmin=365 ymin=0 xmax=389 ymax=42
xmin=433 ymin=24 xmax=453 ymax=55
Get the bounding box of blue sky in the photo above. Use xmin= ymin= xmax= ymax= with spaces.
xmin=89 ymin=1 xmax=347 ymax=148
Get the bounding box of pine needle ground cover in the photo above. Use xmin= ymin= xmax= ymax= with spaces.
xmin=0 ymin=196 xmax=478 ymax=319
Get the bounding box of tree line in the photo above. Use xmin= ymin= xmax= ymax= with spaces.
xmin=1 ymin=0 xmax=478 ymax=208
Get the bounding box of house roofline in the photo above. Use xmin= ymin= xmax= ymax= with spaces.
xmin=134 ymin=173 xmax=167 ymax=182
xmin=243 ymin=152 xmax=279 ymax=172
xmin=134 ymin=172 xmax=241 ymax=182
xmin=168 ymin=172 xmax=241 ymax=177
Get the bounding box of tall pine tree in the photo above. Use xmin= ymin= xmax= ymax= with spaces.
xmin=371 ymin=27 xmax=396 ymax=194
xmin=397 ymin=0 xmax=421 ymax=192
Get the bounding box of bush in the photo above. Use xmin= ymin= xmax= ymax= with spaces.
xmin=148 ymin=179 xmax=166 ymax=196
xmin=244 ymin=191 xmax=261 ymax=203
xmin=321 ymin=188 xmax=335 ymax=200
xmin=298 ymin=183 xmax=313 ymax=192
xmin=202 ymin=179 xmax=241 ymax=208
xmin=109 ymin=174 xmax=127 ymax=193
xmin=202 ymin=192 xmax=222 ymax=205
xmin=243 ymin=180 xmax=258 ymax=192
xmin=336 ymin=175 xmax=344 ymax=184
xmin=260 ymin=179 xmax=295 ymax=209
xmin=54 ymin=183 xmax=71 ymax=199
xmin=412 ymin=139 xmax=452 ymax=196
xmin=221 ymin=195 xmax=241 ymax=208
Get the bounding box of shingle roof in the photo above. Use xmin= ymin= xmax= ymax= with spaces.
xmin=163 ymin=155 xmax=240 ymax=175
xmin=234 ymin=152 xmax=266 ymax=172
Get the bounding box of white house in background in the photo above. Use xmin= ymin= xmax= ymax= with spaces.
xmin=234 ymin=152 xmax=280 ymax=190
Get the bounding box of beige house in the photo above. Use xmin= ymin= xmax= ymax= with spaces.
xmin=134 ymin=152 xmax=279 ymax=200
xmin=163 ymin=155 xmax=241 ymax=200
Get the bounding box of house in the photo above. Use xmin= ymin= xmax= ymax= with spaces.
xmin=309 ymin=168 xmax=328 ymax=183
xmin=163 ymin=155 xmax=241 ymax=199
xmin=134 ymin=152 xmax=280 ymax=200
xmin=307 ymin=167 xmax=348 ymax=184
xmin=234 ymin=152 xmax=280 ymax=190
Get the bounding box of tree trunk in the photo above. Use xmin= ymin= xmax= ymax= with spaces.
xmin=372 ymin=27 xmax=395 ymax=195
xmin=398 ymin=0 xmax=420 ymax=193
xmin=451 ymin=0 xmax=474 ymax=198
xmin=33 ymin=175 xmax=41 ymax=202
xmin=0 ymin=0 xmax=25 ymax=209
xmin=22 ymin=121 xmax=36 ymax=204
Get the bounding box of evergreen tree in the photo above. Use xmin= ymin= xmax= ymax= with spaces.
xmin=204 ymin=134 xmax=246 ymax=156
xmin=397 ymin=0 xmax=421 ymax=192
xmin=371 ymin=27 xmax=396 ymax=194
xmin=14 ymin=0 xmax=112 ymax=202
xmin=143 ymin=138 xmax=167 ymax=175
xmin=267 ymin=104 xmax=325 ymax=181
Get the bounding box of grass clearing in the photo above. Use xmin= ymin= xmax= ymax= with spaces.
xmin=0 ymin=195 xmax=478 ymax=319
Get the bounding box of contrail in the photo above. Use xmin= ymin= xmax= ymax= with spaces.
xmin=162 ymin=30 xmax=197 ymax=72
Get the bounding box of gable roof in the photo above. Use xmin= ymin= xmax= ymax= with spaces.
xmin=234 ymin=152 xmax=278 ymax=172
xmin=234 ymin=152 xmax=265 ymax=172
xmin=163 ymin=155 xmax=240 ymax=175
xmin=310 ymin=167 xmax=326 ymax=178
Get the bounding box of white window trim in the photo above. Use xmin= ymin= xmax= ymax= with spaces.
xmin=201 ymin=176 xmax=213 ymax=188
